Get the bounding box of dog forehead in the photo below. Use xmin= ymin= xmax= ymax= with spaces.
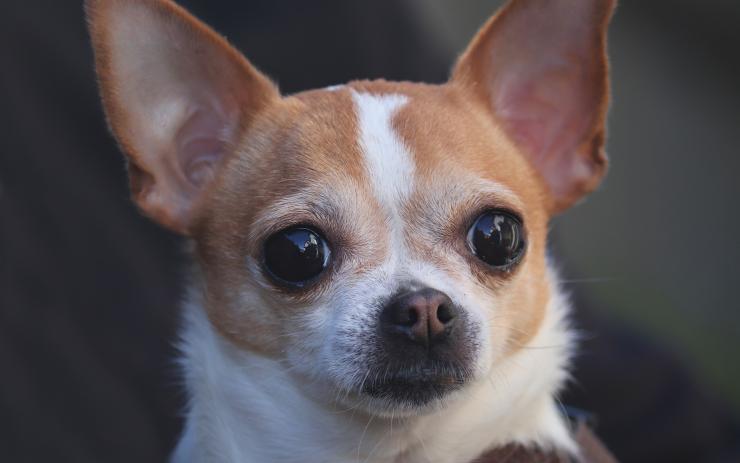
xmin=202 ymin=80 xmax=545 ymax=253
xmin=297 ymin=81 xmax=537 ymax=195
xmin=343 ymin=82 xmax=543 ymax=203
xmin=226 ymin=80 xmax=537 ymax=204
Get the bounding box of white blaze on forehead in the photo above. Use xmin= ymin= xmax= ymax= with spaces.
xmin=351 ymin=91 xmax=414 ymax=250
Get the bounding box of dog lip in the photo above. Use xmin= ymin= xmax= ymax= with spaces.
xmin=361 ymin=367 xmax=469 ymax=406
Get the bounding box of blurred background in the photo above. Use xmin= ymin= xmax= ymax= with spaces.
xmin=1 ymin=0 xmax=738 ymax=462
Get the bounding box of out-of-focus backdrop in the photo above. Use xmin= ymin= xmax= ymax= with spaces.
xmin=1 ymin=1 xmax=738 ymax=462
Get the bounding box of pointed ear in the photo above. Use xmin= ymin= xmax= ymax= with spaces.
xmin=85 ymin=0 xmax=279 ymax=234
xmin=452 ymin=0 xmax=615 ymax=213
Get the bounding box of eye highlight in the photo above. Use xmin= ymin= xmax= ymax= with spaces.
xmin=263 ymin=226 xmax=330 ymax=287
xmin=467 ymin=211 xmax=525 ymax=269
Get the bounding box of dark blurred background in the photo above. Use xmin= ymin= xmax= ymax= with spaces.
xmin=1 ymin=1 xmax=738 ymax=462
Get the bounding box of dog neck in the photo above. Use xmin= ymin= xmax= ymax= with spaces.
xmin=171 ymin=264 xmax=575 ymax=463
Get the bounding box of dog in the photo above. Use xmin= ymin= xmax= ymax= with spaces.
xmin=85 ymin=0 xmax=615 ymax=461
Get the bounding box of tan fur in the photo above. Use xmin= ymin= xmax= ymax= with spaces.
xmin=389 ymin=82 xmax=552 ymax=349
xmin=184 ymin=79 xmax=553 ymax=357
xmin=191 ymin=88 xmax=386 ymax=353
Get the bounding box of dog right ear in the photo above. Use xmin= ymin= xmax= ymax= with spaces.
xmin=85 ymin=0 xmax=279 ymax=234
xmin=451 ymin=0 xmax=615 ymax=214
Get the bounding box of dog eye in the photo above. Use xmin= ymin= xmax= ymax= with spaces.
xmin=467 ymin=211 xmax=525 ymax=269
xmin=263 ymin=226 xmax=330 ymax=286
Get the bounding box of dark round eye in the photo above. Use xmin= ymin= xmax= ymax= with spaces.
xmin=263 ymin=226 xmax=330 ymax=286
xmin=467 ymin=211 xmax=526 ymax=269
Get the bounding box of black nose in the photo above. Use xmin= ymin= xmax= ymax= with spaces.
xmin=380 ymin=287 xmax=458 ymax=347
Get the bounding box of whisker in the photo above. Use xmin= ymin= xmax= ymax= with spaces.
xmin=559 ymin=277 xmax=616 ymax=284
xmin=356 ymin=414 xmax=375 ymax=462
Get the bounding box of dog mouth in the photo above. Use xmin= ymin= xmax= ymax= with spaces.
xmin=335 ymin=299 xmax=480 ymax=410
xmin=360 ymin=364 xmax=470 ymax=407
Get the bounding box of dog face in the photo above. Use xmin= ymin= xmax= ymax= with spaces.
xmin=197 ymin=83 xmax=554 ymax=414
xmin=87 ymin=0 xmax=613 ymax=415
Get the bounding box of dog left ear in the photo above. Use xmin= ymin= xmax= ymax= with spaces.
xmin=85 ymin=0 xmax=279 ymax=234
xmin=452 ymin=0 xmax=616 ymax=213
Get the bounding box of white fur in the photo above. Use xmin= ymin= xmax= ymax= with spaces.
xmin=171 ymin=266 xmax=574 ymax=463
xmin=351 ymin=90 xmax=413 ymax=255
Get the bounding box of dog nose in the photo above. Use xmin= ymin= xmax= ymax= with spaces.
xmin=380 ymin=288 xmax=458 ymax=347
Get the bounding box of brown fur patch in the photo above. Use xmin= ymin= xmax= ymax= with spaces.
xmin=191 ymin=88 xmax=389 ymax=353
xmin=385 ymin=82 xmax=552 ymax=350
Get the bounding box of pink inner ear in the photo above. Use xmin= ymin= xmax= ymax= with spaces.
xmin=88 ymin=0 xmax=279 ymax=233
xmin=493 ymin=56 xmax=598 ymax=193
xmin=176 ymin=106 xmax=236 ymax=188
xmin=452 ymin=0 xmax=612 ymax=211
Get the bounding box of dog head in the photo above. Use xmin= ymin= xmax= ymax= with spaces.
xmin=87 ymin=0 xmax=614 ymax=415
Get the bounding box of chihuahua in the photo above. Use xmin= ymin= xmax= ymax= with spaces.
xmin=86 ymin=0 xmax=615 ymax=461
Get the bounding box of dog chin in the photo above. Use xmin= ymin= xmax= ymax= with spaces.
xmin=333 ymin=367 xmax=472 ymax=417
xmin=361 ymin=387 xmax=468 ymax=418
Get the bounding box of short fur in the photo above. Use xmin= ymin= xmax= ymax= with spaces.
xmin=85 ymin=0 xmax=615 ymax=461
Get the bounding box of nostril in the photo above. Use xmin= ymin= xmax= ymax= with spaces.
xmin=385 ymin=302 xmax=420 ymax=328
xmin=404 ymin=307 xmax=419 ymax=327
xmin=436 ymin=303 xmax=455 ymax=324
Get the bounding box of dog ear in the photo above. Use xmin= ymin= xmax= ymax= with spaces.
xmin=85 ymin=0 xmax=279 ymax=233
xmin=452 ymin=0 xmax=615 ymax=213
